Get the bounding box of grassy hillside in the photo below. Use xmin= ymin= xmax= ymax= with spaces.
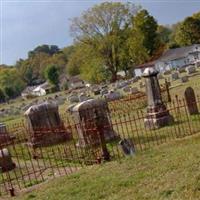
xmin=9 ymin=134 xmax=200 ymax=200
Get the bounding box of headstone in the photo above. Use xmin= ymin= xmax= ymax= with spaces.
xmin=79 ymin=93 xmax=89 ymax=102
xmin=0 ymin=148 xmax=15 ymax=172
xmin=24 ymin=101 xmax=71 ymax=147
xmin=104 ymin=91 xmax=121 ymax=101
xmin=184 ymin=87 xmax=199 ymax=115
xmin=178 ymin=67 xmax=186 ymax=73
xmin=100 ymin=89 xmax=108 ymax=96
xmin=72 ymin=99 xmax=117 ymax=147
xmin=68 ymin=94 xmax=79 ymax=103
xmin=119 ymin=138 xmax=135 ymax=156
xmin=181 ymin=76 xmax=189 ymax=83
xmin=142 ymin=68 xmax=174 ymax=129
xmin=0 ymin=123 xmax=14 ymax=147
xmin=123 ymin=86 xmax=131 ymax=93
xmin=186 ymin=65 xmax=196 ymax=74
xmin=130 ymin=87 xmax=139 ymax=94
xmin=171 ymin=72 xmax=179 ymax=80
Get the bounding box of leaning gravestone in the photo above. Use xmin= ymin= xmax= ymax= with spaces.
xmin=186 ymin=65 xmax=196 ymax=74
xmin=184 ymin=87 xmax=199 ymax=115
xmin=171 ymin=72 xmax=179 ymax=81
xmin=0 ymin=148 xmax=15 ymax=172
xmin=72 ymin=99 xmax=117 ymax=147
xmin=24 ymin=101 xmax=71 ymax=147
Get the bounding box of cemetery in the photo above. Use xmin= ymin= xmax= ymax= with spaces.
xmin=1 ymin=66 xmax=200 ymax=198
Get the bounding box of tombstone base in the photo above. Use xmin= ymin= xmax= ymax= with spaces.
xmin=144 ymin=113 xmax=174 ymax=129
xmin=76 ymin=131 xmax=118 ymax=148
xmin=28 ymin=131 xmax=71 ymax=148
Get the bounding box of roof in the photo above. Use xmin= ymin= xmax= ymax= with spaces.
xmin=21 ymin=86 xmax=37 ymax=94
xmin=157 ymin=44 xmax=200 ymax=62
xmin=135 ymin=61 xmax=156 ymax=69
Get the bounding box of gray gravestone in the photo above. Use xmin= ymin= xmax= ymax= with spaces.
xmin=72 ymin=99 xmax=117 ymax=147
xmin=0 ymin=148 xmax=15 ymax=172
xmin=171 ymin=72 xmax=179 ymax=80
xmin=68 ymin=94 xmax=79 ymax=103
xmin=143 ymin=68 xmax=174 ymax=129
xmin=181 ymin=76 xmax=189 ymax=83
xmin=184 ymin=87 xmax=199 ymax=115
xmin=186 ymin=65 xmax=196 ymax=74
xmin=24 ymin=101 xmax=71 ymax=147
xmin=104 ymin=91 xmax=121 ymax=101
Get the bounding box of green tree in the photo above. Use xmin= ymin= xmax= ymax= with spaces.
xmin=70 ymin=2 xmax=139 ymax=82
xmin=0 ymin=89 xmax=6 ymax=103
xmin=175 ymin=17 xmax=200 ymax=46
xmin=45 ymin=65 xmax=59 ymax=88
xmin=132 ymin=9 xmax=159 ymax=56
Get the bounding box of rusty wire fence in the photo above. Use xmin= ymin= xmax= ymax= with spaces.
xmin=1 ymin=91 xmax=200 ymax=197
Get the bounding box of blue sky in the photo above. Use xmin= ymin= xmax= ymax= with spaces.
xmin=1 ymin=0 xmax=200 ymax=65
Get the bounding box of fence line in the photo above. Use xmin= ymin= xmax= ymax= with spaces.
xmin=1 ymin=92 xmax=200 ymax=197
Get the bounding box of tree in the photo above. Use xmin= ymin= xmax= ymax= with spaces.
xmin=45 ymin=65 xmax=59 ymax=88
xmin=132 ymin=9 xmax=159 ymax=56
xmin=157 ymin=25 xmax=172 ymax=44
xmin=0 ymin=89 xmax=6 ymax=103
xmin=70 ymin=2 xmax=139 ymax=82
xmin=175 ymin=17 xmax=200 ymax=46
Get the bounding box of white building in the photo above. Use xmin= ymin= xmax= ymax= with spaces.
xmin=134 ymin=44 xmax=200 ymax=76
xmin=155 ymin=44 xmax=200 ymax=71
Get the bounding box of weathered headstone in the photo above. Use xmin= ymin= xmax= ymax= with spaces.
xmin=186 ymin=65 xmax=196 ymax=74
xmin=104 ymin=90 xmax=121 ymax=101
xmin=171 ymin=72 xmax=179 ymax=80
xmin=143 ymin=68 xmax=174 ymax=129
xmin=184 ymin=87 xmax=199 ymax=115
xmin=0 ymin=148 xmax=15 ymax=172
xmin=181 ymin=76 xmax=189 ymax=83
xmin=68 ymin=94 xmax=79 ymax=103
xmin=0 ymin=123 xmax=14 ymax=147
xmin=79 ymin=93 xmax=89 ymax=102
xmin=72 ymin=99 xmax=117 ymax=147
xmin=24 ymin=101 xmax=71 ymax=147
xmin=123 ymin=86 xmax=131 ymax=93
xmin=130 ymin=87 xmax=139 ymax=94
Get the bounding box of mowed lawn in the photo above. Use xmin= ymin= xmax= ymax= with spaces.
xmin=8 ymin=134 xmax=200 ymax=200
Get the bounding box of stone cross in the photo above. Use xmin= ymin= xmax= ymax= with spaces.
xmin=184 ymin=87 xmax=199 ymax=115
xmin=142 ymin=67 xmax=174 ymax=129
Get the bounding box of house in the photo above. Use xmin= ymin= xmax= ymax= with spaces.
xmin=134 ymin=44 xmax=200 ymax=76
xmin=32 ymin=82 xmax=53 ymax=96
xmin=155 ymin=44 xmax=200 ymax=71
xmin=68 ymin=76 xmax=85 ymax=89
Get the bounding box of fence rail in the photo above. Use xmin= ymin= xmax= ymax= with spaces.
xmin=1 ymin=92 xmax=200 ymax=197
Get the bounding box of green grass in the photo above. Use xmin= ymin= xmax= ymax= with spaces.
xmin=8 ymin=134 xmax=200 ymax=200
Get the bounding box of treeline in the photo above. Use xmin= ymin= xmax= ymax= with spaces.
xmin=0 ymin=2 xmax=200 ymax=101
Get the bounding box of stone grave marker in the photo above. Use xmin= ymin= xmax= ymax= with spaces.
xmin=68 ymin=94 xmax=79 ymax=103
xmin=104 ymin=90 xmax=121 ymax=101
xmin=24 ymin=101 xmax=71 ymax=147
xmin=142 ymin=67 xmax=174 ymax=129
xmin=186 ymin=65 xmax=196 ymax=74
xmin=181 ymin=76 xmax=189 ymax=83
xmin=0 ymin=123 xmax=14 ymax=147
xmin=184 ymin=87 xmax=199 ymax=115
xmin=171 ymin=72 xmax=179 ymax=81
xmin=0 ymin=148 xmax=15 ymax=172
xmin=72 ymin=99 xmax=117 ymax=147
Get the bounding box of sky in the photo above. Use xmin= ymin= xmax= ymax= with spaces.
xmin=0 ymin=0 xmax=200 ymax=65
